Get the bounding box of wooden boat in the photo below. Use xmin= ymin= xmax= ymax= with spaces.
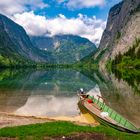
xmin=78 ymin=94 xmax=140 ymax=133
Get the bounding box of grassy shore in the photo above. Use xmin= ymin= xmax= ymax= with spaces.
xmin=0 ymin=121 xmax=140 ymax=140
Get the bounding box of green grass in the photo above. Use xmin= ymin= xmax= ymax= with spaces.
xmin=0 ymin=121 xmax=140 ymax=140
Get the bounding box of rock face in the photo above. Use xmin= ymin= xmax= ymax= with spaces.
xmin=31 ymin=35 xmax=97 ymax=64
xmin=0 ymin=14 xmax=48 ymax=63
xmin=95 ymin=0 xmax=140 ymax=69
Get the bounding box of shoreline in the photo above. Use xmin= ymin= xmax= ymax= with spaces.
xmin=0 ymin=112 xmax=139 ymax=140
xmin=0 ymin=112 xmax=52 ymax=129
xmin=0 ymin=112 xmax=99 ymax=129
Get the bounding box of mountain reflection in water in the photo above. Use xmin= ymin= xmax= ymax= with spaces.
xmin=15 ymin=95 xmax=78 ymax=116
xmin=0 ymin=69 xmax=96 ymax=118
xmin=0 ymin=69 xmax=140 ymax=127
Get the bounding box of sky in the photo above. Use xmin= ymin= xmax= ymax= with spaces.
xmin=0 ymin=0 xmax=122 ymax=45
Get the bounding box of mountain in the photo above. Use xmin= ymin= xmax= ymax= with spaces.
xmin=0 ymin=14 xmax=49 ymax=67
xmin=94 ymin=0 xmax=140 ymax=69
xmin=31 ymin=35 xmax=97 ymax=64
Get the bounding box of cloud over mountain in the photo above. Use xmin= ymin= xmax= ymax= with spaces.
xmin=13 ymin=12 xmax=106 ymax=45
xmin=0 ymin=0 xmax=112 ymax=45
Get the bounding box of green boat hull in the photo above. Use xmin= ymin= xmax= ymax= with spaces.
xmin=78 ymin=99 xmax=140 ymax=134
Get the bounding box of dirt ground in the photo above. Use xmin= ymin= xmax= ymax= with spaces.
xmin=49 ymin=132 xmax=116 ymax=140
xmin=0 ymin=112 xmax=99 ymax=129
xmin=0 ymin=112 xmax=52 ymax=129
xmin=0 ymin=132 xmax=116 ymax=140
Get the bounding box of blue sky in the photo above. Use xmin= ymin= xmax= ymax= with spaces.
xmin=37 ymin=0 xmax=122 ymax=20
xmin=0 ymin=0 xmax=122 ymax=45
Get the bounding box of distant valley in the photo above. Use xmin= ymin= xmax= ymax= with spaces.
xmin=31 ymin=35 xmax=96 ymax=64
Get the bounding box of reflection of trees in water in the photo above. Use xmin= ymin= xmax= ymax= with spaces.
xmin=87 ymin=70 xmax=140 ymax=128
xmin=0 ymin=69 xmax=34 ymax=89
xmin=0 ymin=69 xmax=96 ymax=96
xmin=0 ymin=69 xmax=94 ymax=117
xmin=112 ymin=68 xmax=140 ymax=94
xmin=0 ymin=68 xmax=96 ymax=114
xmin=0 ymin=68 xmax=140 ymax=124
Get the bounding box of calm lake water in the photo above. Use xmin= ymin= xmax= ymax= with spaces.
xmin=0 ymin=68 xmax=140 ymax=127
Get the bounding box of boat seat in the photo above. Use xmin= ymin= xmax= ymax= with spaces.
xmin=92 ymin=103 xmax=102 ymax=110
xmin=86 ymin=99 xmax=102 ymax=110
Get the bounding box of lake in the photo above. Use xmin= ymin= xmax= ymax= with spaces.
xmin=0 ymin=68 xmax=140 ymax=127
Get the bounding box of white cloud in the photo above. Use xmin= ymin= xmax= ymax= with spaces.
xmin=0 ymin=0 xmax=106 ymax=45
xmin=13 ymin=12 xmax=106 ymax=45
xmin=58 ymin=0 xmax=105 ymax=9
xmin=0 ymin=0 xmax=48 ymax=16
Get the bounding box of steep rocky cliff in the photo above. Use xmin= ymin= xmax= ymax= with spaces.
xmin=95 ymin=0 xmax=140 ymax=69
